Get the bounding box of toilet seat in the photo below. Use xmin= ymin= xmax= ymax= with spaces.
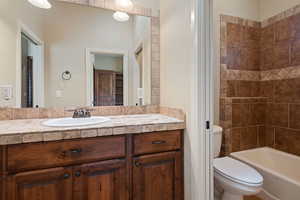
xmin=214 ymin=157 xmax=263 ymax=187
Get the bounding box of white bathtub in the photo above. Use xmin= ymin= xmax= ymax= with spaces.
xmin=231 ymin=147 xmax=300 ymax=200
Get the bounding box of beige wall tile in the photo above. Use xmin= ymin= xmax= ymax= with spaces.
xmin=22 ymin=133 xmax=43 ymax=143
xmin=0 ymin=108 xmax=13 ymax=120
xmin=98 ymin=128 xmax=113 ymax=136
xmin=62 ymin=130 xmax=81 ymax=139
xmin=0 ymin=135 xmax=22 ymax=145
xmin=43 ymin=132 xmax=63 ymax=141
xmin=81 ymin=129 xmax=98 ymax=138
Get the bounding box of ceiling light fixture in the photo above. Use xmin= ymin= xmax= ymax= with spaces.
xmin=113 ymin=11 xmax=130 ymax=22
xmin=28 ymin=0 xmax=52 ymax=9
xmin=115 ymin=0 xmax=133 ymax=9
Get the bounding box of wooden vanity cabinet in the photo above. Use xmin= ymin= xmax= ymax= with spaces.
xmin=6 ymin=167 xmax=73 ymax=200
xmin=72 ymin=159 xmax=128 ymax=200
xmin=133 ymin=152 xmax=183 ymax=200
xmin=0 ymin=130 xmax=184 ymax=200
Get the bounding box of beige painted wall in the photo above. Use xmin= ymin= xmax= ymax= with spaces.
xmin=0 ymin=0 xmax=44 ymax=107
xmin=213 ymin=0 xmax=260 ymax=124
xmin=259 ymin=0 xmax=300 ymax=21
xmin=160 ymin=0 xmax=207 ymax=199
xmin=43 ymin=2 xmax=133 ymax=108
xmin=136 ymin=0 xmax=160 ymax=16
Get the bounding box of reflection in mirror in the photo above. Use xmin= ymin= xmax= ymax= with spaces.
xmin=92 ymin=53 xmax=124 ymax=106
xmin=0 ymin=0 xmax=152 ymax=108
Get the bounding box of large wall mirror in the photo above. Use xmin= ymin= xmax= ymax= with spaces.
xmin=0 ymin=0 xmax=159 ymax=108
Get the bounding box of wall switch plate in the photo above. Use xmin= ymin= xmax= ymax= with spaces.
xmin=56 ymin=90 xmax=63 ymax=98
xmin=0 ymin=85 xmax=13 ymax=101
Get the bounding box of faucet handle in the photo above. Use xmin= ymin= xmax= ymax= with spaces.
xmin=85 ymin=110 xmax=91 ymax=118
xmin=67 ymin=108 xmax=95 ymax=118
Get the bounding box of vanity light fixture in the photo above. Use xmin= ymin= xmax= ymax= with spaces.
xmin=28 ymin=0 xmax=52 ymax=9
xmin=113 ymin=11 xmax=130 ymax=22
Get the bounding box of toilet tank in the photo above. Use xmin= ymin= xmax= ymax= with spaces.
xmin=213 ymin=125 xmax=223 ymax=158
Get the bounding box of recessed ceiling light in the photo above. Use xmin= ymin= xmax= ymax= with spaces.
xmin=28 ymin=0 xmax=52 ymax=9
xmin=113 ymin=11 xmax=130 ymax=22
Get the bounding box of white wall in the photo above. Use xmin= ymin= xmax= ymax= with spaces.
xmin=0 ymin=0 xmax=44 ymax=107
xmin=259 ymin=0 xmax=300 ymax=21
xmin=43 ymin=2 xmax=133 ymax=108
xmin=161 ymin=0 xmax=206 ymax=199
xmin=213 ymin=0 xmax=260 ymax=124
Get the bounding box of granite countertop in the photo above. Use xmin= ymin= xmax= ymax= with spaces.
xmin=0 ymin=114 xmax=185 ymax=145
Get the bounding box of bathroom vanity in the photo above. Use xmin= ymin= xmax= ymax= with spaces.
xmin=0 ymin=0 xmax=185 ymax=199
xmin=0 ymin=114 xmax=185 ymax=200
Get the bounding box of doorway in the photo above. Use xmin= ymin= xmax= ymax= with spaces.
xmin=21 ymin=34 xmax=35 ymax=108
xmin=92 ymin=53 xmax=124 ymax=106
xmin=86 ymin=48 xmax=129 ymax=107
xmin=17 ymin=22 xmax=45 ymax=108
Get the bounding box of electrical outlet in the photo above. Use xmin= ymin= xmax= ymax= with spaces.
xmin=137 ymin=88 xmax=144 ymax=99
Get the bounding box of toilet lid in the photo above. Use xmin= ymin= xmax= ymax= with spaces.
xmin=214 ymin=157 xmax=263 ymax=186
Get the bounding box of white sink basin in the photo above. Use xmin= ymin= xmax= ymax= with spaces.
xmin=42 ymin=116 xmax=110 ymax=127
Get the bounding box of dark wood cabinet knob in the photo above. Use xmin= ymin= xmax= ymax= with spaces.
xmin=63 ymin=173 xmax=70 ymax=179
xmin=75 ymin=171 xmax=81 ymax=177
xmin=152 ymin=140 xmax=166 ymax=145
xmin=135 ymin=161 xmax=141 ymax=167
xmin=70 ymin=148 xmax=82 ymax=154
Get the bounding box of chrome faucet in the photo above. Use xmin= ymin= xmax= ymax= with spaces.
xmin=72 ymin=108 xmax=91 ymax=118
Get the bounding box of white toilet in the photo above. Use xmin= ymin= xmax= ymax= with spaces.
xmin=213 ymin=125 xmax=263 ymax=200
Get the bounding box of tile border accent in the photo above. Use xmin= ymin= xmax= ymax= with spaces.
xmin=225 ymin=66 xmax=300 ymax=81
xmin=261 ymin=65 xmax=300 ymax=81
xmin=151 ymin=17 xmax=161 ymax=105
xmin=261 ymin=4 xmax=300 ymax=28
xmin=226 ymin=70 xmax=261 ymax=81
xmin=0 ymin=106 xmax=186 ymax=122
xmin=0 ymin=105 xmax=158 ymax=121
xmin=0 ymin=122 xmax=185 ymax=145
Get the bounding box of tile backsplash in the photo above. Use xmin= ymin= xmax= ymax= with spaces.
xmin=0 ymin=106 xmax=186 ymax=124
xmin=220 ymin=4 xmax=300 ymax=157
xmin=0 ymin=106 xmax=158 ymax=121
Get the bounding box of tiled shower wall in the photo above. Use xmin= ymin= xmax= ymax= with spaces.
xmin=219 ymin=15 xmax=265 ymax=156
xmin=220 ymin=5 xmax=300 ymax=156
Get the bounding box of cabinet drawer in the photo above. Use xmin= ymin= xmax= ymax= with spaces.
xmin=133 ymin=130 xmax=181 ymax=155
xmin=7 ymin=136 xmax=126 ymax=173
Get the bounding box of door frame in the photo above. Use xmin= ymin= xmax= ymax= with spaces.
xmin=191 ymin=0 xmax=214 ymax=199
xmin=85 ymin=48 xmax=129 ymax=106
xmin=16 ymin=21 xmax=45 ymax=108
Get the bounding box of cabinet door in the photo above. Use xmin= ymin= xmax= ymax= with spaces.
xmin=73 ymin=159 xmax=128 ymax=200
xmin=0 ymin=175 xmax=5 ymax=200
xmin=133 ymin=151 xmax=183 ymax=200
xmin=6 ymin=167 xmax=72 ymax=200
